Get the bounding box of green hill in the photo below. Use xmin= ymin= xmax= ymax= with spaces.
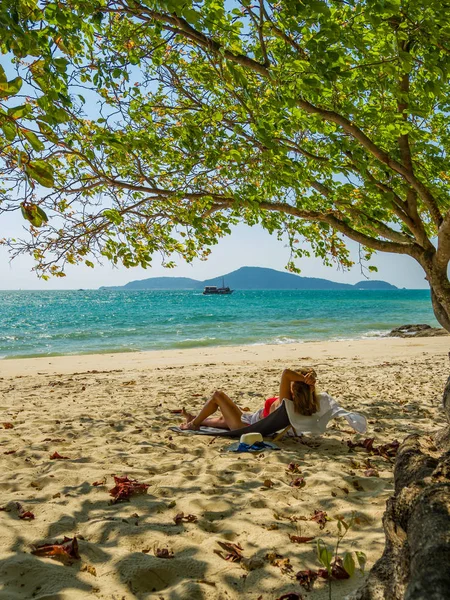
xmin=100 ymin=266 xmax=398 ymax=291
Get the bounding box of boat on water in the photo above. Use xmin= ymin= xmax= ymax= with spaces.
xmin=203 ymin=279 xmax=233 ymax=295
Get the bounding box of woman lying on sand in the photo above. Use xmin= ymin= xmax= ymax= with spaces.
xmin=181 ymin=368 xmax=318 ymax=430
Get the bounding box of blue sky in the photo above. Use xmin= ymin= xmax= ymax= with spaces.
xmin=1 ymin=206 xmax=426 ymax=290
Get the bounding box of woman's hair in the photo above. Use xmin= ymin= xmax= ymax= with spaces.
xmin=291 ymin=367 xmax=320 ymax=416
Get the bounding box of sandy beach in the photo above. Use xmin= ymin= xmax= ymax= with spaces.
xmin=1 ymin=336 xmax=449 ymax=600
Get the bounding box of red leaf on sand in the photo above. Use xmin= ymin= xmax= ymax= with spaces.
xmin=92 ymin=478 xmax=107 ymax=486
xmin=214 ymin=541 xmax=244 ymax=563
xmin=296 ymin=569 xmax=319 ymax=590
xmin=289 ymin=477 xmax=306 ymax=488
xmin=155 ymin=547 xmax=174 ymax=558
xmin=364 ymin=468 xmax=379 ymax=477
xmin=169 ymin=409 xmax=183 ymax=414
xmin=19 ymin=511 xmax=35 ymax=520
xmin=173 ymin=512 xmax=198 ymax=524
xmin=16 ymin=502 xmax=35 ymax=520
xmin=31 ymin=536 xmax=80 ymax=562
xmin=310 ymin=510 xmax=328 ymax=529
xmin=266 ymin=552 xmax=293 ymax=574
xmin=263 ymin=479 xmax=274 ymax=488
xmin=318 ymin=557 xmax=350 ymax=580
xmin=286 ymin=462 xmax=301 ymax=473
xmin=289 ymin=535 xmax=315 ymax=544
xmin=4 ymin=450 xmax=17 ymax=455
xmin=109 ymin=475 xmax=149 ymax=503
xmin=50 ymin=451 xmax=70 ymax=460
xmin=3 ymin=423 xmax=14 ymax=429
xmin=347 ymin=438 xmax=399 ymax=459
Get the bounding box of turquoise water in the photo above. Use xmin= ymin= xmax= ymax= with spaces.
xmin=0 ymin=289 xmax=439 ymax=359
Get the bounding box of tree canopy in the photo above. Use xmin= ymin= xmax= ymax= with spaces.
xmin=2 ymin=0 xmax=450 ymax=324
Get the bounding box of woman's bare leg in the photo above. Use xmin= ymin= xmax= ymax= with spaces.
xmin=180 ymin=391 xmax=243 ymax=430
xmin=181 ymin=408 xmax=227 ymax=429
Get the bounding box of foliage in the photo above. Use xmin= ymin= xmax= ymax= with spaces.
xmin=2 ymin=1 xmax=450 ymax=325
xmin=316 ymin=514 xmax=367 ymax=599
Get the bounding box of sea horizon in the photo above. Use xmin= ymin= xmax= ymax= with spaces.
xmin=0 ymin=288 xmax=439 ymax=360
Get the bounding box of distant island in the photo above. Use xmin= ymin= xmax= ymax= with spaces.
xmin=100 ymin=266 xmax=398 ymax=291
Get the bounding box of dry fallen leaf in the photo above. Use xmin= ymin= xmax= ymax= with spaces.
xmin=296 ymin=569 xmax=319 ymax=591
xmin=173 ymin=512 xmax=198 ymax=524
xmin=347 ymin=437 xmax=399 ymax=459
xmin=155 ymin=547 xmax=174 ymax=559
xmin=2 ymin=423 xmax=14 ymax=429
xmin=15 ymin=502 xmax=35 ymax=520
xmin=289 ymin=477 xmax=306 ymax=488
xmin=318 ymin=556 xmax=350 ymax=580
xmin=50 ymin=451 xmax=70 ymax=460
xmin=310 ymin=510 xmax=328 ymax=529
xmin=262 ymin=479 xmax=274 ymax=488
xmin=92 ymin=478 xmax=107 ymax=487
xmin=289 ymin=535 xmax=315 ymax=544
xmin=266 ymin=552 xmax=293 ymax=574
xmin=109 ymin=475 xmax=149 ymax=504
xmin=214 ymin=541 xmax=244 ymax=563
xmin=4 ymin=449 xmax=17 ymax=455
xmin=81 ymin=564 xmax=97 ymax=576
xmin=364 ymin=468 xmax=379 ymax=477
xmin=286 ymin=462 xmax=302 ymax=473
xmin=31 ymin=536 xmax=80 ymax=563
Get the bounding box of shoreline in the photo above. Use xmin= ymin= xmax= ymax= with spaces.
xmin=2 ymin=336 xmax=449 ymax=377
xmin=1 ymin=330 xmax=394 ymax=362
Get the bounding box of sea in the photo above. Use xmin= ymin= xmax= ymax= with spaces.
xmin=0 ymin=289 xmax=439 ymax=360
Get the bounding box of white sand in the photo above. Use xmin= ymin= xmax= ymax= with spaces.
xmin=0 ymin=337 xmax=448 ymax=599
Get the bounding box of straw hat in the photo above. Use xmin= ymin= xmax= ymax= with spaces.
xmin=239 ymin=432 xmax=263 ymax=445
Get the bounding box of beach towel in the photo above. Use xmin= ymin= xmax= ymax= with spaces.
xmin=169 ymin=401 xmax=291 ymax=437
xmin=169 ymin=393 xmax=367 ymax=438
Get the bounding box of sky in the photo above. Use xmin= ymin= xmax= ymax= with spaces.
xmin=1 ymin=207 xmax=427 ymax=290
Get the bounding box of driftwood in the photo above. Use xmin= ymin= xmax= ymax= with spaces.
xmin=348 ymin=377 xmax=450 ymax=600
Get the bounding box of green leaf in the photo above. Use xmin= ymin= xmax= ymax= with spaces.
xmin=103 ymin=209 xmax=124 ymax=225
xmin=0 ymin=64 xmax=7 ymax=85
xmin=343 ymin=552 xmax=356 ymax=577
xmin=316 ymin=539 xmax=332 ymax=571
xmin=355 ymin=551 xmax=367 ymax=574
xmin=25 ymin=160 xmax=55 ymax=187
xmin=37 ymin=120 xmax=58 ymax=142
xmin=22 ymin=129 xmax=45 ymax=151
xmin=8 ymin=105 xmax=29 ymax=119
xmin=0 ymin=76 xmax=23 ymax=98
xmin=20 ymin=203 xmax=49 ymax=227
xmin=1 ymin=122 xmax=16 ymax=141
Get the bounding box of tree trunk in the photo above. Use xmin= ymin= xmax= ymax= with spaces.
xmin=423 ymin=259 xmax=450 ymax=332
xmin=430 ymin=287 xmax=450 ymax=333
xmin=348 ymin=379 xmax=450 ymax=600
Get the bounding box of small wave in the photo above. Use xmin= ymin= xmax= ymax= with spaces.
xmin=360 ymin=329 xmax=390 ymax=338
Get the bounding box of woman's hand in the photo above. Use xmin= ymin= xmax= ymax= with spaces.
xmin=303 ymin=371 xmax=317 ymax=386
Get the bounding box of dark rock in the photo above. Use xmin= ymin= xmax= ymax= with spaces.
xmin=388 ymin=324 xmax=449 ymax=338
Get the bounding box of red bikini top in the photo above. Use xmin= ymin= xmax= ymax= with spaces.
xmin=263 ymin=396 xmax=278 ymax=418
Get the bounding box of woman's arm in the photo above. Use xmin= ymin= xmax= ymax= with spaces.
xmin=279 ymin=368 xmax=316 ymax=400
